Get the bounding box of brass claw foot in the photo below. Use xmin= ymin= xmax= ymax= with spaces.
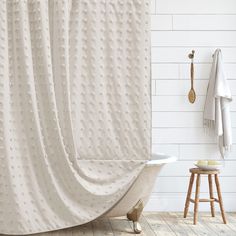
xmin=127 ymin=200 xmax=144 ymax=234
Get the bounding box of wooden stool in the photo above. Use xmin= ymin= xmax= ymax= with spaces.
xmin=183 ymin=168 xmax=227 ymax=225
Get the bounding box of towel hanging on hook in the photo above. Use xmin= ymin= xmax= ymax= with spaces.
xmin=204 ymin=49 xmax=233 ymax=159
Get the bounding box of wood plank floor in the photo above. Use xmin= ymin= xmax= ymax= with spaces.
xmin=1 ymin=213 xmax=236 ymax=236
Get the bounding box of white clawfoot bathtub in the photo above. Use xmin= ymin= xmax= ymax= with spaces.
xmin=104 ymin=153 xmax=177 ymax=233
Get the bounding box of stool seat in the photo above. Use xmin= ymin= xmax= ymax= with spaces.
xmin=184 ymin=168 xmax=226 ymax=225
xmin=189 ymin=168 xmax=219 ymax=175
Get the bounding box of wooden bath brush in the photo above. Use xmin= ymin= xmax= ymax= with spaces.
xmin=188 ymin=50 xmax=196 ymax=103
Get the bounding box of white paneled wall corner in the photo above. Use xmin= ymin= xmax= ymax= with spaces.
xmin=147 ymin=0 xmax=236 ymax=212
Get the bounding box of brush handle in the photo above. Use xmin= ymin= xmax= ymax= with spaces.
xmin=191 ymin=62 xmax=194 ymax=89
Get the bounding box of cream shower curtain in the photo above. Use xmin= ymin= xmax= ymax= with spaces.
xmin=0 ymin=0 xmax=150 ymax=234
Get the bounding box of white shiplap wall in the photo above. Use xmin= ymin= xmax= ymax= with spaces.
xmin=146 ymin=0 xmax=236 ymax=211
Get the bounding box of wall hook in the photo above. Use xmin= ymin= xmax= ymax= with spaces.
xmin=188 ymin=50 xmax=195 ymax=60
xmin=188 ymin=50 xmax=196 ymax=103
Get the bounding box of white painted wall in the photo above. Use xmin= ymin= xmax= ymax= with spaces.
xmin=146 ymin=0 xmax=236 ymax=211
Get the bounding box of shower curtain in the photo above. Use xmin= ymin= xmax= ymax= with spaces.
xmin=0 ymin=0 xmax=150 ymax=234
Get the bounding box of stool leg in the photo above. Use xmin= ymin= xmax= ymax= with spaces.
xmin=194 ymin=174 xmax=201 ymax=225
xmin=208 ymin=174 xmax=215 ymax=217
xmin=215 ymin=174 xmax=227 ymax=224
xmin=184 ymin=173 xmax=195 ymax=218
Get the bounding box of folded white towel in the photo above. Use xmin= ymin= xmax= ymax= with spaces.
xmin=203 ymin=49 xmax=232 ymax=158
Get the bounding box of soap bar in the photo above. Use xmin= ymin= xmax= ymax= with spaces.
xmin=197 ymin=160 xmax=208 ymax=166
xmin=208 ymin=160 xmax=220 ymax=165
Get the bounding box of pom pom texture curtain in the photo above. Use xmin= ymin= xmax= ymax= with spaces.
xmin=0 ymin=0 xmax=150 ymax=234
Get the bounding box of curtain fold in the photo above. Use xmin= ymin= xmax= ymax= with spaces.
xmin=0 ymin=0 xmax=150 ymax=234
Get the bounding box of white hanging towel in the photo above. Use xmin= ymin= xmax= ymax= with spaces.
xmin=203 ymin=49 xmax=232 ymax=158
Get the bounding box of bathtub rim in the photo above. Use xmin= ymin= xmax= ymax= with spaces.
xmin=147 ymin=153 xmax=178 ymax=166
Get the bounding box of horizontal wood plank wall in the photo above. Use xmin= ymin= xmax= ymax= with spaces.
xmin=147 ymin=0 xmax=236 ymax=212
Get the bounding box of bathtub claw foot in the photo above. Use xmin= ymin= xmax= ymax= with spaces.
xmin=127 ymin=200 xmax=144 ymax=234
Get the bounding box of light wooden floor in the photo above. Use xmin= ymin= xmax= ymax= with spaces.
xmin=1 ymin=212 xmax=236 ymax=236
